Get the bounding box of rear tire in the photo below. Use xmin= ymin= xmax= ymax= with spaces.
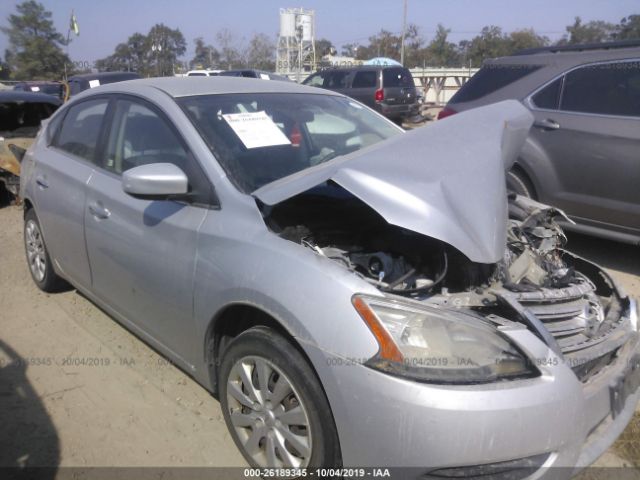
xmin=506 ymin=169 xmax=535 ymax=199
xmin=219 ymin=326 xmax=341 ymax=468
xmin=24 ymin=209 xmax=68 ymax=292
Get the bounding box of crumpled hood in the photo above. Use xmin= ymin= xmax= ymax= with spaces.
xmin=253 ymin=100 xmax=534 ymax=264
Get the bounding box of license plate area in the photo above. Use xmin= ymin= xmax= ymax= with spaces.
xmin=610 ymin=354 xmax=640 ymax=418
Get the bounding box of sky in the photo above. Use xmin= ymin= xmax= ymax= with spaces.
xmin=0 ymin=0 xmax=637 ymax=64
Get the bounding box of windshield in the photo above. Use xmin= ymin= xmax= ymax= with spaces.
xmin=178 ymin=93 xmax=402 ymax=192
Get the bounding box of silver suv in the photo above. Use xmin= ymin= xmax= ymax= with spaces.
xmin=440 ymin=40 xmax=640 ymax=245
xmin=20 ymin=77 xmax=639 ymax=476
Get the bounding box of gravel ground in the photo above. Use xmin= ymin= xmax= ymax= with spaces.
xmin=0 ymin=204 xmax=638 ymax=475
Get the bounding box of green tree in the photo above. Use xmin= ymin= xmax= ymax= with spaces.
xmin=95 ymin=32 xmax=149 ymax=74
xmin=245 ymin=33 xmax=275 ymax=71
xmin=315 ymin=38 xmax=335 ymax=57
xmin=508 ymin=29 xmax=549 ymax=52
xmin=340 ymin=43 xmax=359 ymax=57
xmin=189 ymin=37 xmax=220 ymax=70
xmin=357 ymin=29 xmax=402 ymax=60
xmin=561 ymin=17 xmax=617 ymax=44
xmin=147 ymin=24 xmax=186 ymax=76
xmin=616 ymin=15 xmax=640 ymax=40
xmin=420 ymin=24 xmax=459 ymax=67
xmin=465 ymin=26 xmax=511 ymax=66
xmin=1 ymin=0 xmax=71 ymax=80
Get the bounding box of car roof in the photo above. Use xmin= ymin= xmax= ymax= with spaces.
xmin=68 ymin=71 xmax=141 ymax=81
xmin=74 ymin=76 xmax=341 ymax=99
xmin=487 ymin=45 xmax=640 ymax=68
xmin=0 ymin=91 xmax=62 ymax=104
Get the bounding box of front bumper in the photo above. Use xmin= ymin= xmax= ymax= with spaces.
xmin=305 ymin=303 xmax=640 ymax=478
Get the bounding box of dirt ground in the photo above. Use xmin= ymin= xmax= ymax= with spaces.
xmin=0 ymin=204 xmax=639 ymax=474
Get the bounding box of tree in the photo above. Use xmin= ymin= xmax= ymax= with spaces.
xmin=561 ymin=17 xmax=617 ymax=44
xmin=1 ymin=0 xmax=71 ymax=80
xmin=216 ymin=28 xmax=245 ymax=69
xmin=356 ymin=29 xmax=402 ymax=60
xmin=245 ymin=33 xmax=275 ymax=71
xmin=190 ymin=37 xmax=220 ymax=70
xmin=147 ymin=24 xmax=186 ymax=76
xmin=340 ymin=43 xmax=359 ymax=57
xmin=616 ymin=15 xmax=640 ymax=40
xmin=95 ymin=25 xmax=185 ymax=77
xmin=508 ymin=29 xmax=549 ymax=52
xmin=420 ymin=24 xmax=459 ymax=67
xmin=315 ymin=38 xmax=335 ymax=57
xmin=95 ymin=32 xmax=149 ymax=73
xmin=465 ymin=26 xmax=511 ymax=66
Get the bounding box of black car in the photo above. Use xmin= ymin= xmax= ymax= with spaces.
xmin=66 ymin=72 xmax=141 ymax=98
xmin=13 ymin=81 xmax=64 ymax=99
xmin=303 ymin=66 xmax=418 ymax=122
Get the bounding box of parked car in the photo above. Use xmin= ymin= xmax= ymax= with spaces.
xmin=218 ymin=69 xmax=292 ymax=82
xmin=13 ymin=81 xmax=63 ymax=99
xmin=186 ymin=70 xmax=222 ymax=76
xmin=65 ymin=71 xmax=141 ymax=99
xmin=439 ymin=40 xmax=640 ymax=245
xmin=303 ymin=66 xmax=419 ymax=123
xmin=20 ymin=77 xmax=639 ymax=475
xmin=0 ymin=91 xmax=60 ymax=204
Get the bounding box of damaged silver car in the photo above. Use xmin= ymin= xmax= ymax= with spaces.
xmin=20 ymin=78 xmax=639 ymax=477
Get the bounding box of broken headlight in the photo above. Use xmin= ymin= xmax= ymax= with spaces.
xmin=353 ymin=295 xmax=538 ymax=384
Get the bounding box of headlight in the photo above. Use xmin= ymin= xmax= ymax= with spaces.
xmin=353 ymin=295 xmax=538 ymax=384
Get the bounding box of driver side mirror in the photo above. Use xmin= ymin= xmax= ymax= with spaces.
xmin=122 ymin=163 xmax=189 ymax=200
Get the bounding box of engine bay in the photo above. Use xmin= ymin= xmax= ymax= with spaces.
xmin=261 ymin=182 xmax=589 ymax=298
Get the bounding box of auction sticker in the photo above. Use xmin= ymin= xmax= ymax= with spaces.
xmin=222 ymin=111 xmax=290 ymax=149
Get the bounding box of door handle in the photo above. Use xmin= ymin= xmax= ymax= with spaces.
xmin=35 ymin=175 xmax=49 ymax=189
xmin=533 ymin=118 xmax=560 ymax=131
xmin=88 ymin=202 xmax=111 ymax=220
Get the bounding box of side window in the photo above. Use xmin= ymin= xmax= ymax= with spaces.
xmin=326 ymin=71 xmax=349 ymax=88
xmin=103 ymin=99 xmax=189 ymax=175
xmin=352 ymin=71 xmax=378 ymax=88
xmin=531 ymin=77 xmax=563 ymax=110
xmin=53 ymin=99 xmax=108 ymax=162
xmin=561 ymin=61 xmax=640 ymax=117
xmin=304 ymin=73 xmax=325 ymax=87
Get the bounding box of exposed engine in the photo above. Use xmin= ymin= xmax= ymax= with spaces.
xmin=261 ymin=184 xmax=631 ymax=382
xmin=263 ymin=183 xmax=583 ymax=297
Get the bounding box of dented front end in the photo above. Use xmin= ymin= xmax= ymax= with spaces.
xmin=253 ymin=101 xmax=639 ymax=473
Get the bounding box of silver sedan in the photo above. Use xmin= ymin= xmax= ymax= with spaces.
xmin=20 ymin=77 xmax=640 ymax=476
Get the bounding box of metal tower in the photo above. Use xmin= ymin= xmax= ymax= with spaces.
xmin=276 ymin=8 xmax=316 ymax=79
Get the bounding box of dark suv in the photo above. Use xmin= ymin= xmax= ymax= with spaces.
xmin=439 ymin=40 xmax=640 ymax=245
xmin=303 ymin=66 xmax=418 ymax=122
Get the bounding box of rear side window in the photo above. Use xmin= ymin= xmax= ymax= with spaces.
xmin=531 ymin=77 xmax=563 ymax=110
xmin=383 ymin=68 xmax=414 ymax=88
xmin=53 ymin=99 xmax=108 ymax=162
xmin=449 ymin=64 xmax=541 ymax=104
xmin=560 ymin=61 xmax=640 ymax=117
xmin=352 ymin=71 xmax=378 ymax=88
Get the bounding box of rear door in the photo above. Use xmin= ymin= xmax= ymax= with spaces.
xmin=349 ymin=70 xmax=379 ymax=109
xmin=84 ymin=96 xmax=212 ymax=357
xmin=381 ymin=68 xmax=416 ymax=107
xmin=528 ymin=59 xmax=640 ymax=232
xmin=34 ymin=98 xmax=109 ymax=289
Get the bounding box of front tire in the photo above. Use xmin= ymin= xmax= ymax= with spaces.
xmin=24 ymin=209 xmax=68 ymax=292
xmin=219 ymin=326 xmax=341 ymax=468
xmin=506 ymin=169 xmax=535 ymax=199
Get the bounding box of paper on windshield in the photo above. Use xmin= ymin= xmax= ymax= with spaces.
xmin=222 ymin=111 xmax=291 ymax=149
xmin=88 ymin=79 xmax=101 ymax=88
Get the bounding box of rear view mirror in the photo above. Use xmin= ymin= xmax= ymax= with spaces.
xmin=122 ymin=163 xmax=188 ymax=199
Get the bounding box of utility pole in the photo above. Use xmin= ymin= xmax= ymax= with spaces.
xmin=400 ymin=0 xmax=407 ymax=65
